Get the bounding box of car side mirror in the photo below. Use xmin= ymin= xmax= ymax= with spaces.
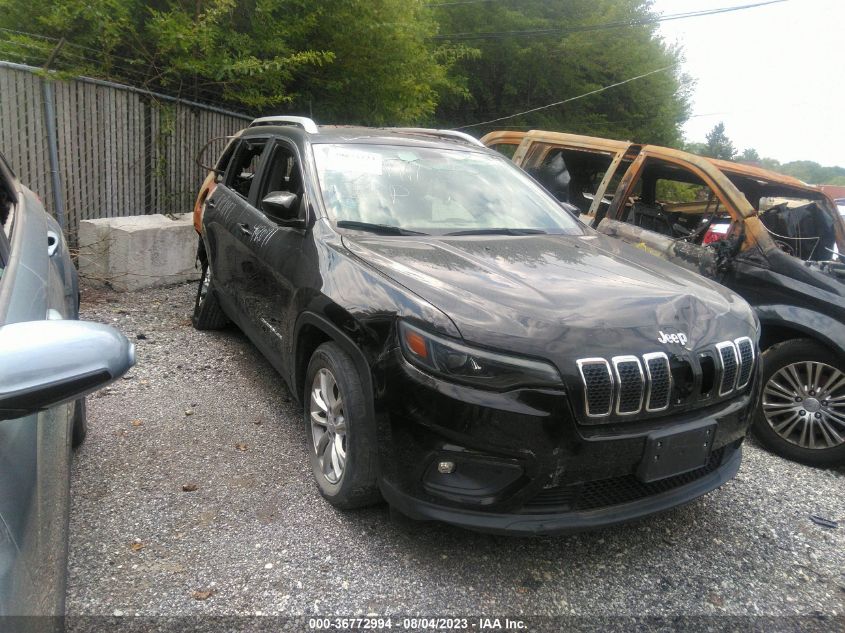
xmin=0 ymin=320 xmax=135 ymax=421
xmin=261 ymin=191 xmax=305 ymax=228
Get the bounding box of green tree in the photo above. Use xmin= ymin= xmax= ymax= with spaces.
xmin=690 ymin=141 xmax=845 ymax=185
xmin=0 ymin=0 xmax=467 ymax=123
xmin=282 ymin=1 xmax=472 ymax=124
xmin=739 ymin=147 xmax=760 ymax=163
xmin=775 ymin=160 xmax=845 ymax=185
xmin=432 ymin=0 xmax=691 ymax=146
xmin=703 ymin=122 xmax=736 ymax=160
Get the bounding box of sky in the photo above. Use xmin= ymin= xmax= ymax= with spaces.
xmin=652 ymin=0 xmax=844 ymax=167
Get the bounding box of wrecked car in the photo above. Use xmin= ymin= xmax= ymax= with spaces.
xmin=191 ymin=117 xmax=760 ymax=535
xmin=483 ymin=130 xmax=845 ymax=467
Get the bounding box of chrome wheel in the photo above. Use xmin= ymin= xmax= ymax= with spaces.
xmin=309 ymin=368 xmax=347 ymax=484
xmin=763 ymin=361 xmax=845 ymax=450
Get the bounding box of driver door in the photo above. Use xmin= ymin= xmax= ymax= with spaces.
xmin=235 ymin=138 xmax=308 ymax=369
xmin=203 ymin=137 xmax=268 ymax=324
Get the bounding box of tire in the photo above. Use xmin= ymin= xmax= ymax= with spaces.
xmin=304 ymin=342 xmax=381 ymax=509
xmin=192 ymin=261 xmax=229 ymax=330
xmin=753 ymin=338 xmax=845 ymax=467
xmin=71 ymin=398 xmax=87 ymax=449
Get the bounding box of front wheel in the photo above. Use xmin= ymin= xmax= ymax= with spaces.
xmin=753 ymin=339 xmax=845 ymax=467
xmin=304 ymin=342 xmax=380 ymax=509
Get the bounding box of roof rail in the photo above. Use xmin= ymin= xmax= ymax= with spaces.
xmin=249 ymin=116 xmax=319 ymax=134
xmin=388 ymin=128 xmax=485 ymax=148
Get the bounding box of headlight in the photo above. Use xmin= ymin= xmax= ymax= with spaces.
xmin=398 ymin=321 xmax=563 ymax=390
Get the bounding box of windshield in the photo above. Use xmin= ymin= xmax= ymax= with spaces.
xmin=312 ymin=143 xmax=584 ymax=235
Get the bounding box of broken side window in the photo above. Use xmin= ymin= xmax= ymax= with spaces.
xmin=597 ymin=157 xmax=745 ymax=279
xmin=524 ymin=145 xmax=617 ymax=214
xmin=226 ymin=139 xmax=267 ymax=200
xmin=256 ymin=142 xmax=305 ymax=219
xmin=619 ymin=159 xmax=731 ymax=246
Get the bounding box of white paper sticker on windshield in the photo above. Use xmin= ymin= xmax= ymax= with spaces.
xmin=322 ymin=148 xmax=383 ymax=175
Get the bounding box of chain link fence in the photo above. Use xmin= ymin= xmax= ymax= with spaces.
xmin=0 ymin=60 xmax=252 ymax=244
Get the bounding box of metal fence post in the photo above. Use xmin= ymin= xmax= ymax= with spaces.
xmin=40 ymin=78 xmax=66 ymax=230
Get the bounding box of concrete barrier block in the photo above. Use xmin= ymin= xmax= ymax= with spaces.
xmin=78 ymin=213 xmax=200 ymax=291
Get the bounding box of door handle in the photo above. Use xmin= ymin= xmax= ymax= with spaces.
xmin=237 ymin=223 xmax=252 ymax=236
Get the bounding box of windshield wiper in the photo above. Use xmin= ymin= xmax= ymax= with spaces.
xmin=336 ymin=221 xmax=428 ymax=236
xmin=444 ymin=228 xmax=548 ymax=236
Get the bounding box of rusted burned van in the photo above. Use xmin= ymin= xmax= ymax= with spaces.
xmin=483 ymin=130 xmax=845 ymax=467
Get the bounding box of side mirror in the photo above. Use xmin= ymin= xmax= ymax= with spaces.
xmin=0 ymin=320 xmax=135 ymax=421
xmin=261 ymin=191 xmax=305 ymax=227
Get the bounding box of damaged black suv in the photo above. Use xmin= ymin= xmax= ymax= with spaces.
xmin=192 ymin=117 xmax=759 ymax=535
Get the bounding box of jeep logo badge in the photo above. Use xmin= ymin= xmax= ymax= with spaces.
xmin=658 ymin=331 xmax=688 ymax=346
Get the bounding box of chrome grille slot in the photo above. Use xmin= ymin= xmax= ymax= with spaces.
xmin=577 ymin=359 xmax=613 ymax=418
xmin=643 ymin=352 xmax=671 ymax=412
xmin=734 ymin=337 xmax=754 ymax=389
xmin=716 ymin=342 xmax=739 ymax=395
xmin=612 ymin=356 xmax=644 ymax=415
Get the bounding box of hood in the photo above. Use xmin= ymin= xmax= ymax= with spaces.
xmin=343 ymin=232 xmax=755 ymax=359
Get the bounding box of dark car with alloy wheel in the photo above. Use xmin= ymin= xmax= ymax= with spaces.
xmin=191 ymin=117 xmax=760 ymax=535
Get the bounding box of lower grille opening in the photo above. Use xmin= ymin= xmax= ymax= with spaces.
xmin=670 ymin=357 xmax=694 ymax=403
xmin=523 ymin=447 xmax=726 ymax=513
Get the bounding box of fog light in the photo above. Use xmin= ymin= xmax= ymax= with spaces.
xmin=437 ymin=461 xmax=455 ymax=474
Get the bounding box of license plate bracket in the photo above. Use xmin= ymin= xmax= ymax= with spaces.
xmin=637 ymin=421 xmax=716 ymax=483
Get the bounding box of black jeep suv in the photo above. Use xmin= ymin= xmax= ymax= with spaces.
xmin=192 ymin=118 xmax=760 ymax=535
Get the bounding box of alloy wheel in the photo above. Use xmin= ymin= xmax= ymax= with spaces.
xmin=309 ymin=368 xmax=348 ymax=484
xmin=762 ymin=361 xmax=845 ymax=450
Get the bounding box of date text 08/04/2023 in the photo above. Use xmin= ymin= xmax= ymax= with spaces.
xmin=308 ymin=617 xmax=528 ymax=630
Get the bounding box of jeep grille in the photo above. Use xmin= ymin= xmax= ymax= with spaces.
xmin=577 ymin=339 xmax=754 ymax=421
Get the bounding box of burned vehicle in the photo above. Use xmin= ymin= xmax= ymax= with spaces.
xmin=192 ymin=117 xmax=760 ymax=535
xmin=483 ymin=130 xmax=845 ymax=466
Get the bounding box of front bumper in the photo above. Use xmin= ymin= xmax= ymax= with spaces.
xmin=375 ymin=351 xmax=757 ymax=535
xmin=381 ymin=445 xmax=742 ymax=536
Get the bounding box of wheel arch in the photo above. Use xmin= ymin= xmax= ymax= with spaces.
xmin=756 ymin=305 xmax=845 ymax=364
xmin=292 ymin=312 xmax=375 ymax=413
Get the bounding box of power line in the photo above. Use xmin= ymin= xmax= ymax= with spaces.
xmin=427 ymin=0 xmax=502 ymax=6
xmin=456 ymin=64 xmax=677 ymax=130
xmin=432 ymin=0 xmax=788 ymax=40
xmin=428 ymin=0 xmax=493 ymax=6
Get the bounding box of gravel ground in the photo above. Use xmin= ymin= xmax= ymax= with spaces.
xmin=67 ymin=282 xmax=845 ymax=627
